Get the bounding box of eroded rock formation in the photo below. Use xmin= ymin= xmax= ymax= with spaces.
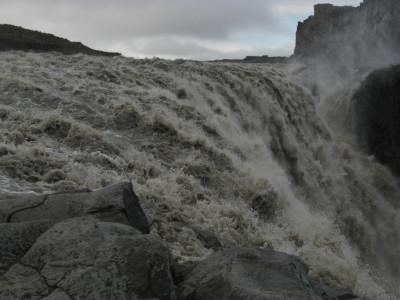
xmin=294 ymin=0 xmax=400 ymax=68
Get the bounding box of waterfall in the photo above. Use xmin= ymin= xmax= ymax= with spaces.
xmin=0 ymin=51 xmax=398 ymax=298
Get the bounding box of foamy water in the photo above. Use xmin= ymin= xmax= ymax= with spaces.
xmin=0 ymin=51 xmax=399 ymax=299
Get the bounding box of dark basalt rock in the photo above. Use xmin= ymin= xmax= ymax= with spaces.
xmin=0 ymin=183 xmax=358 ymax=299
xmin=0 ymin=217 xmax=176 ymax=300
xmin=175 ymin=247 xmax=358 ymax=300
xmin=0 ymin=220 xmax=51 ymax=275
xmin=250 ymin=192 xmax=280 ymax=222
xmin=0 ymin=181 xmax=150 ymax=234
xmin=0 ymin=24 xmax=121 ymax=56
xmin=191 ymin=227 xmax=224 ymax=251
xmin=352 ymin=65 xmax=400 ymax=176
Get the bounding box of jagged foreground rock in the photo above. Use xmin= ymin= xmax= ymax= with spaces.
xmin=0 ymin=181 xmax=150 ymax=233
xmin=0 ymin=182 xmax=357 ymax=299
xmin=1 ymin=218 xmax=174 ymax=300
xmin=175 ymin=247 xmax=357 ymax=300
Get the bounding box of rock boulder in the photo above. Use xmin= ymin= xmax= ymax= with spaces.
xmin=0 ymin=181 xmax=150 ymax=234
xmin=0 ymin=183 xmax=358 ymax=299
xmin=175 ymin=247 xmax=357 ymax=300
xmin=0 ymin=220 xmax=51 ymax=275
xmin=0 ymin=217 xmax=176 ymax=300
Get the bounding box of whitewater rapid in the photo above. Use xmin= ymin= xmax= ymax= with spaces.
xmin=0 ymin=51 xmax=399 ymax=299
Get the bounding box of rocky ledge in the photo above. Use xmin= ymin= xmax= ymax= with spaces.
xmin=0 ymin=24 xmax=121 ymax=56
xmin=0 ymin=182 xmax=358 ymax=299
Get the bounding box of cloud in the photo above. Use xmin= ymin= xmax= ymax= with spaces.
xmin=109 ymin=36 xmax=294 ymax=60
xmin=0 ymin=0 xmax=288 ymax=40
xmin=0 ymin=0 xmax=363 ymax=60
xmin=272 ymin=0 xmax=362 ymax=15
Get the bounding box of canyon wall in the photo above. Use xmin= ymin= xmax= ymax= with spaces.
xmin=294 ymin=0 xmax=400 ymax=68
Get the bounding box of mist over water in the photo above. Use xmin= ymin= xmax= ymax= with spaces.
xmin=0 ymin=51 xmax=399 ymax=299
xmin=292 ymin=0 xmax=400 ymax=141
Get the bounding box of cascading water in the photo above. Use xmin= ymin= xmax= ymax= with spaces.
xmin=0 ymin=51 xmax=399 ymax=299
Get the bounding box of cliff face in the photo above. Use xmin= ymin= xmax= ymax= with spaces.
xmin=0 ymin=24 xmax=121 ymax=56
xmin=294 ymin=0 xmax=400 ymax=67
xmin=352 ymin=65 xmax=400 ymax=176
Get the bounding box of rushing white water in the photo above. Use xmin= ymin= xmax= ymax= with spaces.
xmin=0 ymin=51 xmax=399 ymax=299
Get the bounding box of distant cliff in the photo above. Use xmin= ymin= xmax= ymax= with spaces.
xmin=211 ymin=55 xmax=289 ymax=64
xmin=0 ymin=24 xmax=121 ymax=57
xmin=294 ymin=0 xmax=400 ymax=67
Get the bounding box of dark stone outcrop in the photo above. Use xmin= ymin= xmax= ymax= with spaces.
xmin=0 ymin=183 xmax=358 ymax=299
xmin=352 ymin=65 xmax=400 ymax=176
xmin=294 ymin=0 xmax=400 ymax=68
xmin=0 ymin=220 xmax=51 ymax=275
xmin=175 ymin=247 xmax=357 ymax=300
xmin=0 ymin=181 xmax=150 ymax=234
xmin=0 ymin=217 xmax=176 ymax=300
xmin=0 ymin=24 xmax=121 ymax=56
xmin=190 ymin=227 xmax=224 ymax=251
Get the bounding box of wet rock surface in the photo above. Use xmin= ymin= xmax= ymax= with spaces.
xmin=175 ymin=247 xmax=357 ymax=300
xmin=0 ymin=181 xmax=150 ymax=234
xmin=0 ymin=220 xmax=51 ymax=275
xmin=0 ymin=183 xmax=358 ymax=299
xmin=0 ymin=218 xmax=175 ymax=300
xmin=352 ymin=65 xmax=400 ymax=176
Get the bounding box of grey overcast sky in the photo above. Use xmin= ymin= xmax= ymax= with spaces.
xmin=0 ymin=0 xmax=362 ymax=60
